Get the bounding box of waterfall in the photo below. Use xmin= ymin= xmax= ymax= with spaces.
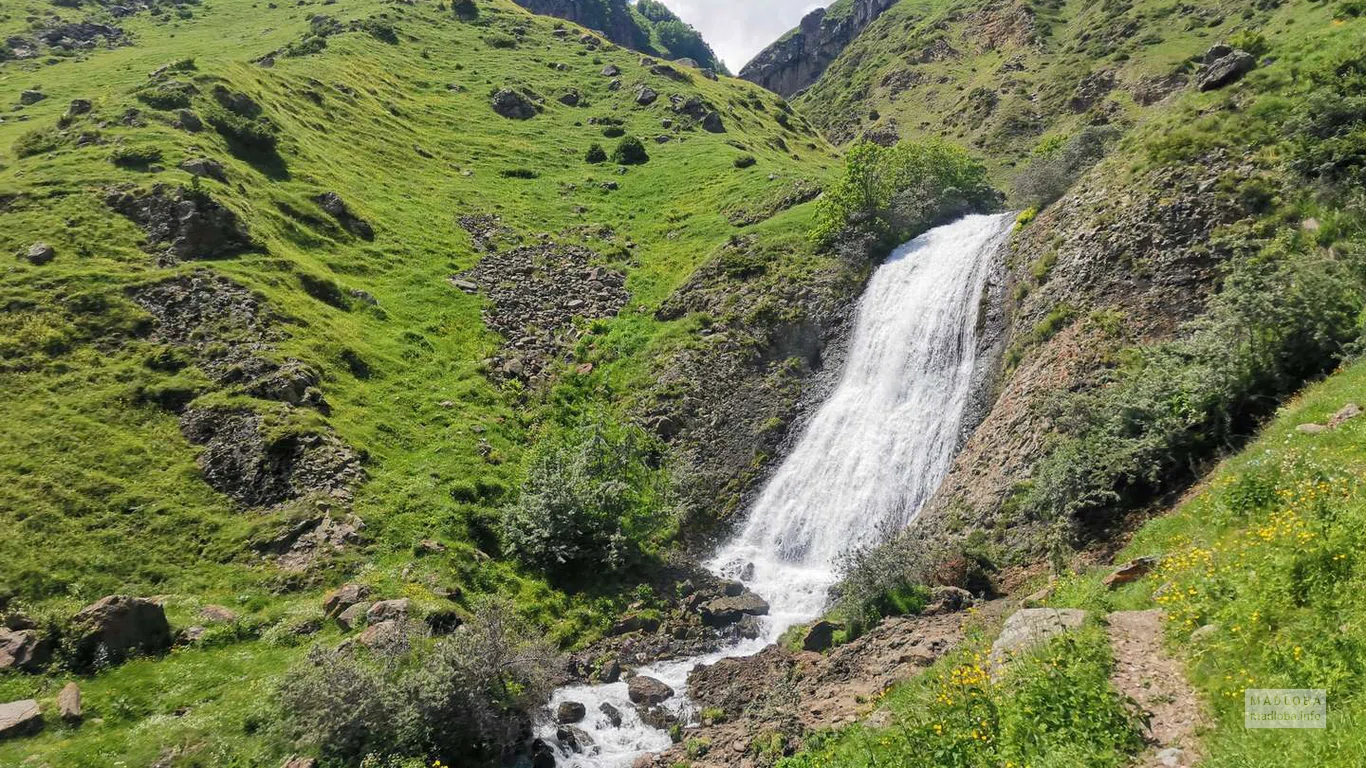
xmin=545 ymin=213 xmax=1016 ymax=768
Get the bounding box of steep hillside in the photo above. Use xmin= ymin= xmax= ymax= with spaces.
xmin=509 ymin=0 xmax=727 ymax=72
xmin=739 ymin=0 xmax=899 ymax=98
xmin=0 ymin=0 xmax=852 ymax=763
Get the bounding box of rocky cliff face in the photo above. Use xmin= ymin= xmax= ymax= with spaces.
xmin=739 ymin=0 xmax=898 ymax=98
xmin=509 ymin=0 xmax=649 ymax=50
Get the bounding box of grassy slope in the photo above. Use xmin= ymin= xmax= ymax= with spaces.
xmin=796 ymin=0 xmax=1295 ymax=181
xmin=0 ymin=0 xmax=838 ymax=763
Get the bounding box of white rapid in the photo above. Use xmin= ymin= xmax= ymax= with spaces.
xmin=545 ymin=213 xmax=1016 ymax=768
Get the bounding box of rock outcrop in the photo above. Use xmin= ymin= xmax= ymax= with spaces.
xmin=68 ymin=595 xmax=173 ymax=669
xmin=740 ymin=0 xmax=898 ymax=97
xmin=509 ymin=0 xmax=650 ymax=51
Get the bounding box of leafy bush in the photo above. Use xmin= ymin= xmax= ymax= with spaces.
xmin=601 ymin=125 xmax=626 ymax=139
xmin=499 ymin=167 xmax=538 ymax=179
xmin=1023 ymin=236 xmax=1365 ymax=548
xmin=810 ymin=138 xmax=997 ymax=247
xmin=206 ymin=106 xmax=279 ymax=153
xmin=734 ymin=154 xmax=757 ymax=169
xmin=1012 ymin=125 xmax=1121 ymax=207
xmin=278 ymin=599 xmax=555 ymax=765
xmin=585 ymin=143 xmax=607 ymax=164
xmin=135 ymin=80 xmax=198 ymax=110
xmin=612 ymin=136 xmax=650 ymax=165
xmin=1287 ymin=53 xmax=1366 ymax=186
xmin=500 ymin=420 xmax=673 ymax=579
xmin=12 ymin=128 xmax=66 ymax=158
xmin=110 ymin=145 xmax=163 ymax=168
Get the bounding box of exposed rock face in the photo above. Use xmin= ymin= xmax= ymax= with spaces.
xmin=179 ymin=407 xmax=364 ymax=508
xmin=0 ymin=699 xmax=41 ymax=740
xmin=1197 ymin=48 xmax=1256 ymax=91
xmin=107 ymin=184 xmax=254 ymax=265
xmin=68 ymin=595 xmax=173 ymax=668
xmin=917 ymin=150 xmax=1259 ymax=555
xmin=0 ymin=628 xmax=53 ymax=673
xmin=740 ymin=0 xmax=898 ymax=97
xmin=508 ymin=0 xmax=649 ymax=51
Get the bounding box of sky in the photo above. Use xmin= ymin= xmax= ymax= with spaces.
xmin=659 ymin=0 xmax=826 ymax=73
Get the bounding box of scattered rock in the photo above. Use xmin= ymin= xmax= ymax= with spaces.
xmin=698 ymin=592 xmax=769 ymax=627
xmin=1189 ymin=623 xmax=1219 ymax=643
xmin=601 ymin=64 xmax=620 ymax=77
xmin=67 ymin=99 xmax=92 ymax=116
xmin=612 ymin=614 xmax=661 ymax=635
xmin=491 ymin=88 xmax=537 ymax=119
xmin=180 ymin=407 xmax=363 ymax=508
xmin=1330 ymin=403 xmax=1361 ymax=428
xmin=0 ymin=628 xmax=53 ymax=672
xmin=22 ymin=242 xmax=55 ymax=265
xmin=323 ymin=583 xmax=372 ymax=618
xmin=1297 ymin=423 xmax=1329 ymax=435
xmin=1102 ymin=556 xmax=1158 ymax=589
xmin=558 ymin=90 xmax=581 ymax=107
xmin=989 ymin=608 xmax=1085 ymax=669
xmin=57 ymin=683 xmax=81 ymax=722
xmin=1196 ymin=48 xmax=1256 ymax=91
xmin=635 ymin=86 xmax=659 ymax=106
xmin=1155 ymin=747 xmax=1185 ymax=767
xmin=700 ymin=111 xmax=726 ymax=133
xmin=106 ymin=184 xmax=253 ymax=265
xmin=199 ymin=605 xmax=237 ymax=623
xmin=802 ymin=620 xmax=841 ymax=652
xmin=530 ymin=739 xmax=557 ymax=768
xmin=925 ymin=586 xmax=974 ymax=614
xmin=180 ymin=158 xmax=227 ymax=182
xmin=314 ymin=192 xmax=375 ymax=240
xmin=366 ymin=599 xmax=411 ymax=624
xmin=173 ymin=109 xmax=203 ymax=132
xmin=627 ymin=675 xmax=674 ymax=705
xmin=357 ymin=620 xmax=400 ymax=648
xmin=598 ymin=658 xmax=622 ymax=683
xmin=0 ymin=700 xmax=41 ymax=740
xmin=68 ymin=596 xmax=173 ymax=668
xmin=19 ymin=90 xmax=45 ymax=106
xmin=600 ymin=701 xmax=623 ymax=727
xmin=336 ymin=602 xmax=370 ymax=632
xmin=556 ymin=700 xmax=587 ymax=724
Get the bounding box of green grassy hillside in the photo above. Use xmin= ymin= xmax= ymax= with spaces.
xmin=0 ymin=0 xmax=840 ymax=762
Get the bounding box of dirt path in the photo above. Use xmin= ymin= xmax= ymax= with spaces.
xmin=1107 ymin=609 xmax=1204 ymax=768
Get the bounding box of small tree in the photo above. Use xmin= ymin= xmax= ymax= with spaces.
xmin=585 ymin=142 xmax=607 ymax=164
xmin=612 ymin=135 xmax=649 ymax=165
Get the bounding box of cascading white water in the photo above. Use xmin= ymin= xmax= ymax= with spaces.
xmin=545 ymin=213 xmax=1016 ymax=768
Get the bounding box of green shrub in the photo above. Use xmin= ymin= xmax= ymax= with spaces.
xmin=500 ymin=419 xmax=673 ymax=579
xmin=206 ymin=105 xmax=279 ymax=153
xmin=602 ymin=125 xmax=626 ymax=138
xmin=612 ymin=136 xmax=650 ymax=165
xmin=734 ymin=154 xmax=757 ymax=169
xmin=135 ymin=80 xmax=198 ymax=110
xmin=1012 ymin=125 xmax=1120 ymax=207
xmin=278 ymin=599 xmax=554 ymax=765
xmin=585 ymin=143 xmax=607 ymax=163
xmin=110 ymin=145 xmax=163 ymax=168
xmin=499 ymin=167 xmax=539 ymax=179
xmin=451 ymin=0 xmax=478 ymax=19
xmin=810 ymin=138 xmax=996 ymax=246
xmin=483 ymin=33 xmax=517 ymax=49
xmin=12 ymin=128 xmax=66 ymax=158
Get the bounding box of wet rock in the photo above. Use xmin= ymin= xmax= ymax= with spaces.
xmin=22 ymin=242 xmax=55 ymax=265
xmin=557 ymin=700 xmax=587 ymax=724
xmin=989 ymin=608 xmax=1085 ymax=668
xmin=1196 ymin=48 xmax=1255 ymax=91
xmin=314 ymin=192 xmax=374 ymax=240
xmin=0 ymin=628 xmax=53 ymax=672
xmin=627 ymin=675 xmax=674 ymax=705
xmin=557 ymin=724 xmax=594 ymax=753
xmin=598 ymin=658 xmax=622 ymax=683
xmin=721 ymin=581 xmax=745 ymax=597
xmin=1102 ymin=556 xmax=1158 ymax=589
xmin=106 ymin=184 xmax=253 ymax=264
xmin=323 ymin=583 xmax=371 ymax=618
xmin=491 ymin=88 xmax=537 ymax=119
xmin=735 ymin=614 xmax=764 ymax=640
xmin=179 ymin=407 xmax=363 ymax=508
xmin=57 ymin=683 xmax=81 ymax=722
xmin=600 ymin=701 xmax=623 ymax=727
xmin=366 ymin=599 xmax=411 ymax=624
xmin=699 ymin=592 xmax=770 ymax=627
xmin=802 ymin=620 xmax=841 ymax=652
xmin=0 ymin=699 xmax=41 ymax=740
xmin=68 ymin=595 xmax=173 ymax=668
xmin=739 ymin=562 xmax=756 ymax=581
xmin=530 ymin=739 xmax=556 ymax=768
xmin=636 ymin=704 xmax=678 ymax=731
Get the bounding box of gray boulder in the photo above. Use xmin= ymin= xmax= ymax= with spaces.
xmin=19 ymin=90 xmax=44 ymax=106
xmin=627 ymin=675 xmax=674 ymax=705
xmin=556 ymin=700 xmax=586 ymax=724
xmin=337 ymin=602 xmax=370 ymax=632
xmin=1197 ymin=49 xmax=1256 ymax=91
xmin=635 ymin=86 xmax=658 ymax=106
xmin=366 ymin=599 xmax=411 ymax=624
xmin=22 ymin=242 xmax=54 ymax=265
xmin=68 ymin=595 xmax=172 ymax=668
xmin=989 ymin=608 xmax=1086 ymax=669
xmin=323 ymin=583 xmax=371 ymax=618
xmin=491 ymin=88 xmax=537 ymax=119
xmin=180 ymin=158 xmax=227 ymax=181
xmin=0 ymin=628 xmax=53 ymax=672
xmin=0 ymin=699 xmax=41 ymax=740
xmin=57 ymin=683 xmax=81 ymax=722
xmin=699 ymin=591 xmax=769 ymax=627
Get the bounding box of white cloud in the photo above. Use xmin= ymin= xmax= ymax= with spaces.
xmin=658 ymin=0 xmax=826 ymax=73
